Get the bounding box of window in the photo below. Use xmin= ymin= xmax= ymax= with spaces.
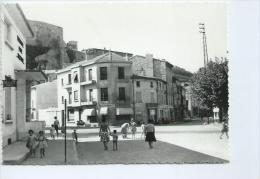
xmin=89 ymin=89 xmax=93 ymax=101
xmin=5 ymin=87 xmax=12 ymax=122
xmin=119 ymin=87 xmax=126 ymax=101
xmin=100 ymin=67 xmax=107 ymax=80
xmin=74 ymin=91 xmax=78 ymax=101
xmin=150 ymin=92 xmax=155 ymax=103
xmin=73 ymin=71 xmax=78 ymax=83
xmin=136 ymin=81 xmax=140 ymax=87
xmin=118 ymin=67 xmax=125 ymax=79
xmin=68 ymin=92 xmax=72 ymax=104
xmin=150 ymin=82 xmax=153 ymax=88
xmin=88 ymin=69 xmax=92 ymax=81
xmin=61 ymin=78 xmax=64 ymax=86
xmin=61 ymin=96 xmax=64 ymax=104
xmin=101 ymin=88 xmax=108 ymax=101
xmin=4 ymin=19 xmax=12 ymax=43
xmin=17 ymin=36 xmax=24 ymax=47
xmin=17 ymin=53 xmax=24 ymax=63
xmin=68 ymin=109 xmax=75 ymax=122
xmin=136 ymin=91 xmax=142 ymax=103
xmin=18 ymin=47 xmax=23 ymax=54
xmin=68 ymin=74 xmax=72 ymax=84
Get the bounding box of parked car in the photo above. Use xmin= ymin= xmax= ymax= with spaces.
xmin=77 ymin=120 xmax=85 ymax=126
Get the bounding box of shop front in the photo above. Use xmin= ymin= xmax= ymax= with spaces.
xmin=116 ymin=107 xmax=133 ymax=125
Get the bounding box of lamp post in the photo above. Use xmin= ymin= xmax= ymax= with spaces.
xmin=64 ymin=99 xmax=67 ymax=163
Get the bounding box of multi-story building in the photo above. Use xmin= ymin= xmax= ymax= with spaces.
xmin=0 ymin=4 xmax=46 ymax=146
xmin=130 ymin=54 xmax=177 ymax=122
xmin=131 ymin=75 xmax=170 ymax=124
xmin=57 ymin=52 xmax=133 ymax=126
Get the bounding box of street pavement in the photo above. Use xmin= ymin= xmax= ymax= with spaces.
xmin=18 ymin=121 xmax=229 ymax=165
xmin=22 ymin=140 xmax=78 ymax=165
xmin=76 ymin=140 xmax=227 ymax=164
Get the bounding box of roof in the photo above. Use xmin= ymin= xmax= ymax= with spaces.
xmin=83 ymin=48 xmax=133 ymax=56
xmin=129 ymin=55 xmax=174 ymax=68
xmin=57 ymin=52 xmax=131 ymax=74
xmin=131 ymin=74 xmax=167 ymax=83
xmin=5 ymin=4 xmax=34 ymax=38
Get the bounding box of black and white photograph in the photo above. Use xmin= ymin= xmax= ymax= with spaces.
xmin=0 ymin=2 xmax=229 ymax=165
xmin=0 ymin=1 xmax=259 ymax=178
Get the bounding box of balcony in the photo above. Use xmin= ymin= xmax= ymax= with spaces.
xmin=64 ymin=82 xmax=72 ymax=89
xmin=81 ymin=99 xmax=97 ymax=106
xmin=80 ymin=80 xmax=96 ymax=86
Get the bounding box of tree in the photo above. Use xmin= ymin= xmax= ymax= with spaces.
xmin=190 ymin=57 xmax=229 ymax=121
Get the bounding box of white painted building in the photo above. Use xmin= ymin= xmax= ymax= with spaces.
xmin=0 ymin=4 xmax=46 ymax=146
xmin=57 ymin=52 xmax=133 ymax=126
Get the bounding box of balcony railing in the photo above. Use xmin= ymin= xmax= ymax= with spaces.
xmin=80 ymin=80 xmax=96 ymax=86
xmin=81 ymin=99 xmax=97 ymax=106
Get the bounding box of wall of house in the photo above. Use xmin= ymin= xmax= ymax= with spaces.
xmin=131 ymin=55 xmax=154 ymax=77
xmin=1 ymin=6 xmax=27 ymax=146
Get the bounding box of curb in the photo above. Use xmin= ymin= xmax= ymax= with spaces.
xmin=3 ymin=151 xmax=30 ymax=165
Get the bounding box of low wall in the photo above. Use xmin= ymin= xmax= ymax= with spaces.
xmin=18 ymin=121 xmax=46 ymax=140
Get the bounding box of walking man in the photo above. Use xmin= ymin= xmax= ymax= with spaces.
xmin=53 ymin=117 xmax=60 ymax=138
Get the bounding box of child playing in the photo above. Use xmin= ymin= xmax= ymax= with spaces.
xmin=38 ymin=131 xmax=48 ymax=158
xmin=50 ymin=125 xmax=55 ymax=140
xmin=26 ymin=130 xmax=37 ymax=157
xmin=110 ymin=130 xmax=118 ymax=151
xmin=72 ymin=129 xmax=78 ymax=143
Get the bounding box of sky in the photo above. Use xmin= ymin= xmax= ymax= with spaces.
xmin=21 ymin=2 xmax=227 ymax=72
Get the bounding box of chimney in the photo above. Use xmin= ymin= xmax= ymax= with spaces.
xmin=145 ymin=53 xmax=153 ymax=61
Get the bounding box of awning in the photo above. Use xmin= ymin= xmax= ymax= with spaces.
xmin=116 ymin=108 xmax=133 ymax=115
xmin=15 ymin=70 xmax=47 ymax=81
xmin=100 ymin=107 xmax=108 ymax=115
xmin=82 ymin=108 xmax=96 ymax=116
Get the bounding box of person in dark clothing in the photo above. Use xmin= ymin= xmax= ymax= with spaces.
xmin=53 ymin=117 xmax=60 ymax=138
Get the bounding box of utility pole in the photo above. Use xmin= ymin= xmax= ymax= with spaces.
xmin=132 ymin=75 xmax=136 ymax=121
xmin=199 ymin=23 xmax=209 ymax=69
xmin=64 ymin=99 xmax=67 ymax=163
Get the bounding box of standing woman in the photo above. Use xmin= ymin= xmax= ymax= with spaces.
xmin=144 ymin=119 xmax=156 ymax=149
xmin=99 ymin=118 xmax=111 ymax=150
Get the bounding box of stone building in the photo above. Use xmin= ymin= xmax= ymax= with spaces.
xmin=26 ymin=20 xmax=70 ymax=71
xmin=0 ymin=4 xmax=46 ymax=146
xmin=57 ymin=52 xmax=133 ymax=126
xmin=130 ymin=54 xmax=187 ymax=121
xmin=131 ymin=75 xmax=170 ymax=124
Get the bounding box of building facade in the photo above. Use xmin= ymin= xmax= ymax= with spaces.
xmin=130 ymin=54 xmax=182 ymax=121
xmin=30 ymin=80 xmax=58 ymax=126
xmin=57 ymin=52 xmax=133 ymax=126
xmin=132 ymin=75 xmax=171 ymax=124
xmin=0 ymin=4 xmax=46 ymax=146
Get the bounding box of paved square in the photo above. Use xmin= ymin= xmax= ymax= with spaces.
xmin=76 ymin=140 xmax=228 ymax=164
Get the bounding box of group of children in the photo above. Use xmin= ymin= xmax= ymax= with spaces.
xmin=26 ymin=130 xmax=48 ymax=158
